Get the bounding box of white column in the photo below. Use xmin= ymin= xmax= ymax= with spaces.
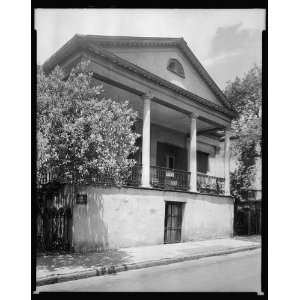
xmin=141 ymin=93 xmax=151 ymax=188
xmin=186 ymin=139 xmax=190 ymax=172
xmin=224 ymin=129 xmax=231 ymax=195
xmin=189 ymin=113 xmax=197 ymax=192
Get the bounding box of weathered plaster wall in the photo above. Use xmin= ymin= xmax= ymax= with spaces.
xmin=208 ymin=144 xmax=226 ymax=178
xmin=181 ymin=194 xmax=233 ymax=241
xmin=72 ymin=186 xmax=233 ymax=252
xmin=72 ymin=187 xmax=165 ymax=252
xmin=104 ymin=47 xmax=223 ymax=106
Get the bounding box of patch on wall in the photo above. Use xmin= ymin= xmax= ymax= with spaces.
xmin=149 ymin=208 xmax=157 ymax=214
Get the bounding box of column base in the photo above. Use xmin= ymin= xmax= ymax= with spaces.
xmin=141 ymin=184 xmax=151 ymax=189
xmin=224 ymin=188 xmax=231 ymax=196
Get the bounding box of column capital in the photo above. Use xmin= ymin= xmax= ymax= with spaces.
xmin=141 ymin=91 xmax=153 ymax=101
xmin=189 ymin=112 xmax=198 ymax=119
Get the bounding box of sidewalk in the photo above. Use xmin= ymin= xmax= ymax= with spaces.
xmin=36 ymin=237 xmax=261 ymax=286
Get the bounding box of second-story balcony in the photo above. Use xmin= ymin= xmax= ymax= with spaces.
xmin=38 ymin=164 xmax=225 ymax=196
xmin=197 ymin=172 xmax=225 ymax=195
xmin=150 ymin=165 xmax=190 ymax=191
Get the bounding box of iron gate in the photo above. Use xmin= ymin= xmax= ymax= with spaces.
xmin=37 ymin=182 xmax=74 ymax=252
xmin=164 ymin=202 xmax=183 ymax=243
xmin=234 ymin=201 xmax=261 ymax=235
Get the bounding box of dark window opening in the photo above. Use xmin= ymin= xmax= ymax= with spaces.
xmin=197 ymin=151 xmax=209 ymax=174
xmin=156 ymin=142 xmax=188 ymax=171
xmin=166 ymin=155 xmax=175 ymax=169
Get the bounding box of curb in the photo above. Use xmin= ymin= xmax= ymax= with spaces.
xmin=36 ymin=244 xmax=261 ymax=287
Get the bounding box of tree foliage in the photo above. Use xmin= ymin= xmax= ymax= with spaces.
xmin=224 ymin=65 xmax=262 ymax=199
xmin=37 ymin=60 xmax=140 ymax=185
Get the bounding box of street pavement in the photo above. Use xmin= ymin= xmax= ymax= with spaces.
xmin=37 ymin=237 xmax=260 ymax=279
xmin=36 ymin=248 xmax=261 ymax=292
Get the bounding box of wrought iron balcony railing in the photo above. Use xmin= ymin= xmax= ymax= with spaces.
xmin=38 ymin=166 xmax=226 ymax=196
xmin=124 ymin=164 xmax=142 ymax=187
xmin=150 ymin=165 xmax=190 ymax=191
xmin=197 ymin=173 xmax=225 ymax=195
xmin=37 ymin=165 xmax=143 ymax=188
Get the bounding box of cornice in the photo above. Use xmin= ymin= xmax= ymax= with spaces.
xmin=83 ymin=35 xmax=183 ymax=48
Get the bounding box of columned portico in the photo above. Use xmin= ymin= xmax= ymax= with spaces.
xmin=224 ymin=129 xmax=231 ymax=195
xmin=189 ymin=113 xmax=197 ymax=192
xmin=40 ymin=35 xmax=238 ymax=253
xmin=141 ymin=93 xmax=152 ymax=188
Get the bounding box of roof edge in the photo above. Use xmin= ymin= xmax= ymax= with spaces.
xmin=177 ymin=39 xmax=235 ymax=111
xmin=42 ymin=34 xmax=83 ymax=72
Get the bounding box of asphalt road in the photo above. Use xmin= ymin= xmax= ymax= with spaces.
xmin=36 ymin=248 xmax=261 ymax=292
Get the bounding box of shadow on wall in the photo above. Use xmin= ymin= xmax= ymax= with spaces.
xmin=196 ymin=193 xmax=233 ymax=205
xmin=73 ymin=187 xmax=109 ymax=253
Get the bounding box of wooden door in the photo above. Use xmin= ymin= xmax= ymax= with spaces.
xmin=164 ymin=202 xmax=183 ymax=243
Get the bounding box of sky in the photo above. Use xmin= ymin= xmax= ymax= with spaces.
xmin=35 ymin=9 xmax=265 ymax=90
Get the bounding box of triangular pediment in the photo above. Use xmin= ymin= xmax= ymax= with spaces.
xmin=84 ymin=35 xmax=230 ymax=109
xmin=43 ymin=35 xmax=235 ymax=113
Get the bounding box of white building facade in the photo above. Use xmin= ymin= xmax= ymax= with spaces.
xmin=40 ymin=35 xmax=237 ymax=252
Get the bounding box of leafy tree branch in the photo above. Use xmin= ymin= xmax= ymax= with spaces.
xmin=37 ymin=60 xmax=140 ymax=186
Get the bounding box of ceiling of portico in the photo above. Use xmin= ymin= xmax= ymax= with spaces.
xmin=150 ymin=101 xmax=213 ymax=134
xmin=100 ymin=80 xmax=218 ymax=135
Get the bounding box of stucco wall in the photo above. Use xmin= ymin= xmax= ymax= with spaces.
xmin=72 ymin=186 xmax=233 ymax=252
xmin=181 ymin=194 xmax=233 ymax=241
xmin=208 ymin=144 xmax=226 ymax=178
